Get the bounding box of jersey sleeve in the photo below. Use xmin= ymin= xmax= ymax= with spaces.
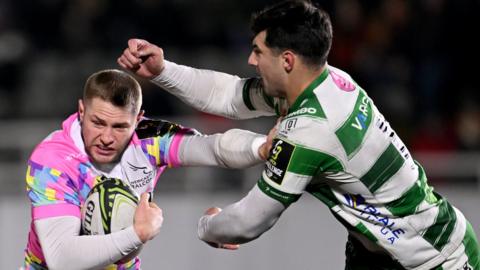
xmin=258 ymin=116 xmax=344 ymax=207
xmin=26 ymin=159 xmax=81 ymax=220
xmin=242 ymin=78 xmax=288 ymax=116
xmin=136 ymin=118 xmax=197 ymax=168
xmin=152 ymin=60 xmax=288 ymax=118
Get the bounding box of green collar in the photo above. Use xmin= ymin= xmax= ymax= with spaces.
xmin=288 ymin=67 xmax=329 ymax=113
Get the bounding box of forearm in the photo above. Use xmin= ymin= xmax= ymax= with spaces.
xmin=178 ymin=129 xmax=266 ymax=168
xmin=36 ymin=216 xmax=142 ymax=270
xmin=151 ymin=61 xmax=273 ymax=119
xmin=198 ymin=185 xmax=285 ymax=244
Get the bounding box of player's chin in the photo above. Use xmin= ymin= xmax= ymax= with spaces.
xmin=91 ymin=152 xmax=118 ymax=164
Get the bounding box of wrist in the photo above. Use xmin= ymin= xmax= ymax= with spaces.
xmin=252 ymin=136 xmax=267 ymax=160
xmin=133 ymin=224 xmax=148 ymax=244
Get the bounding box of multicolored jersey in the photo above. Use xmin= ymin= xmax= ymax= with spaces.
xmin=24 ymin=113 xmax=194 ymax=270
xmin=245 ymin=66 xmax=474 ymax=269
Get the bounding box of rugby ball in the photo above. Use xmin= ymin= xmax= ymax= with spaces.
xmin=81 ymin=177 xmax=139 ymax=235
xmin=81 ymin=177 xmax=142 ymax=263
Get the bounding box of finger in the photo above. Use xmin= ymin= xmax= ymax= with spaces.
xmin=117 ymin=57 xmax=128 ymax=69
xmin=204 ymin=207 xmax=221 ymax=216
xmin=127 ymin=38 xmax=147 ymax=56
xmin=118 ymin=55 xmax=135 ymax=70
xmin=137 ymin=44 xmax=163 ymax=59
xmin=123 ymin=48 xmax=142 ymax=66
xmin=221 ymin=244 xmax=240 ymax=250
xmin=139 ymin=193 xmax=150 ymax=206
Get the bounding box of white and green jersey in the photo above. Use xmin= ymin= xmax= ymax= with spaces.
xmin=247 ymin=66 xmax=468 ymax=270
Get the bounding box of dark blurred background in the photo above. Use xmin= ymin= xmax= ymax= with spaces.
xmin=1 ymin=1 xmax=479 ymax=269
xmin=1 ymin=0 xmax=479 ymax=142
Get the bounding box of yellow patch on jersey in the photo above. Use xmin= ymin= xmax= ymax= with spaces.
xmin=50 ymin=168 xmax=61 ymax=177
xmin=45 ymin=188 xmax=56 ymax=200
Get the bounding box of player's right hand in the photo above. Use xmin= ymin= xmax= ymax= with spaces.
xmin=117 ymin=38 xmax=165 ymax=78
xmin=201 ymin=207 xmax=240 ymax=250
xmin=133 ymin=193 xmax=163 ymax=243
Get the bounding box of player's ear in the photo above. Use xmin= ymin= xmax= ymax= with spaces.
xmin=78 ymin=99 xmax=85 ymax=122
xmin=136 ymin=109 xmax=145 ymax=124
xmin=282 ymin=51 xmax=295 ymax=73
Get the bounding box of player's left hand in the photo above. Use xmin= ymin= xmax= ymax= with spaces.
xmin=202 ymin=207 xmax=240 ymax=250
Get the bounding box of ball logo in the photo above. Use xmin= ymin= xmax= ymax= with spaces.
xmin=83 ymin=201 xmax=95 ymax=235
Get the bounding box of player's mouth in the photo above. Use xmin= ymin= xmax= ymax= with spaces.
xmin=94 ymin=145 xmax=116 ymax=156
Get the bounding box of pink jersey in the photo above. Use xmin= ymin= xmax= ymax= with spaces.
xmin=23 ymin=113 xmax=193 ymax=269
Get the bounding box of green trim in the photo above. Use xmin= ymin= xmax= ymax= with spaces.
xmin=360 ymin=143 xmax=405 ymax=193
xmin=242 ymin=78 xmax=255 ymax=110
xmin=422 ymin=199 xmax=457 ymax=251
xmin=355 ymin=222 xmax=378 ymax=243
xmin=335 ymin=89 xmax=373 ymax=158
xmin=463 ymin=222 xmax=480 ymax=269
xmin=257 ymin=177 xmax=301 ymax=207
xmin=306 ymin=183 xmax=339 ymax=208
xmin=288 ymin=68 xmax=329 ymax=113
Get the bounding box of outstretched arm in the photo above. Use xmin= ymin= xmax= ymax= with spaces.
xmin=177 ymin=118 xmax=279 ymax=168
xmin=118 ymin=38 xmax=277 ymax=119
xmin=197 ymin=184 xmax=286 ymax=245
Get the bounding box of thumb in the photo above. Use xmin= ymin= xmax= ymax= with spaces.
xmin=139 ymin=193 xmax=150 ymax=207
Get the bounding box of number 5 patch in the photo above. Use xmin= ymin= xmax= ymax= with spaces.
xmin=265 ymin=138 xmax=295 ymax=185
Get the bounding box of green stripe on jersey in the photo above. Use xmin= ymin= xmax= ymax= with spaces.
xmin=355 ymin=222 xmax=378 ymax=243
xmin=360 ymin=143 xmax=405 ymax=193
xmin=386 ymin=181 xmax=424 ymax=217
xmin=242 ymin=78 xmax=255 ymax=110
xmin=463 ymin=222 xmax=480 ymax=269
xmin=288 ymin=146 xmax=343 ymax=176
xmin=306 ymin=183 xmax=339 ymax=209
xmin=335 ymin=89 xmax=373 ymax=158
xmin=385 ymin=165 xmax=433 ymax=216
xmin=257 ymin=177 xmax=301 ymax=207
xmin=422 ymin=199 xmax=457 ymax=251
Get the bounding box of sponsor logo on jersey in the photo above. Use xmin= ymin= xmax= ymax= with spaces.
xmin=284 ymin=118 xmax=298 ymax=132
xmin=286 ymin=107 xmax=317 ymax=118
xmin=344 ymin=193 xmax=405 ymax=245
xmin=264 ymin=138 xmax=295 ymax=185
xmin=127 ymin=162 xmax=154 ymax=189
xmin=351 ymin=96 xmax=370 ymax=131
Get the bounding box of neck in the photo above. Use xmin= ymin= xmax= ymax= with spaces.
xmin=286 ymin=64 xmax=326 ymax=106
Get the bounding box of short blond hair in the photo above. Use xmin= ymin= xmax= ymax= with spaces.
xmin=83 ymin=69 xmax=142 ymax=114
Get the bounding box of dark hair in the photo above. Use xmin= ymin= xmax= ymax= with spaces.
xmin=83 ymin=69 xmax=142 ymax=114
xmin=251 ymin=0 xmax=333 ymax=67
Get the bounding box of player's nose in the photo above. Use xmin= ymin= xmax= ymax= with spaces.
xmin=248 ymin=52 xmax=257 ymax=66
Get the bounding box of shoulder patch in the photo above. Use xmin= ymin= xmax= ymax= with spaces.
xmin=264 ymin=138 xmax=295 ymax=185
xmin=136 ymin=119 xmax=182 ymax=139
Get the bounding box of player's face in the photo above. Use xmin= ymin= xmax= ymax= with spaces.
xmin=248 ymin=31 xmax=287 ymax=97
xmin=78 ymin=98 xmax=142 ymax=165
